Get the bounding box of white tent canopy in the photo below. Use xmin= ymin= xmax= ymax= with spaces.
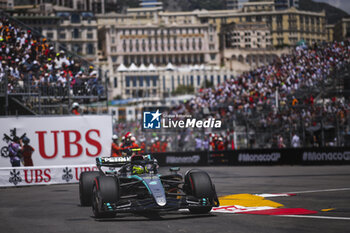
xmin=148 ymin=63 xmax=156 ymax=71
xmin=139 ymin=63 xmax=147 ymax=71
xmin=129 ymin=63 xmax=138 ymax=71
xmin=165 ymin=62 xmax=175 ymax=70
xmin=117 ymin=63 xmax=128 ymax=72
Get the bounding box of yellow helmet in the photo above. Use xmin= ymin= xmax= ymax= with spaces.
xmin=132 ymin=165 xmax=145 ymax=174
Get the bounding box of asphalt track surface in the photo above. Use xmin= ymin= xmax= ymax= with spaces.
xmin=1 ymin=166 xmax=350 ymax=233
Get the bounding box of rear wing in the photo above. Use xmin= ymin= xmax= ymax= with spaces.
xmin=96 ymin=156 xmax=131 ymax=167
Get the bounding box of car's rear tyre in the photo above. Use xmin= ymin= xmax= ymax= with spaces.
xmin=79 ymin=171 xmax=100 ymax=206
xmin=92 ymin=176 xmax=120 ymax=218
xmin=185 ymin=170 xmax=215 ymax=214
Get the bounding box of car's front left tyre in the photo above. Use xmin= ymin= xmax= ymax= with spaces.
xmin=184 ymin=169 xmax=217 ymax=214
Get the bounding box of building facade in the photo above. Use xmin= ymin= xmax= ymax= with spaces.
xmin=248 ymin=0 xmax=299 ymax=10
xmin=198 ymin=2 xmax=326 ymax=47
xmin=221 ymin=22 xmax=272 ymax=49
xmin=109 ymin=65 xmax=236 ymax=99
xmin=326 ymin=24 xmax=334 ymax=42
xmin=334 ymin=18 xmax=350 ymax=42
xmin=98 ymin=11 xmax=220 ymax=70
xmin=32 ymin=0 xmax=118 ymax=14
xmin=97 ymin=2 xmax=327 ymax=100
xmin=0 ymin=0 xmax=13 ymax=9
xmin=226 ymin=0 xmax=239 ymax=10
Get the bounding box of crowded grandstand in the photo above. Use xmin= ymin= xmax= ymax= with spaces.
xmin=0 ymin=11 xmax=349 ymax=152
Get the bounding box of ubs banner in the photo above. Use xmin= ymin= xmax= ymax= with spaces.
xmin=0 ymin=115 xmax=112 ymax=167
xmin=0 ymin=164 xmax=97 ymax=187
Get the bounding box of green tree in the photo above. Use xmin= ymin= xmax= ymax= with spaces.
xmin=201 ymin=80 xmax=214 ymax=89
xmin=172 ymin=85 xmax=194 ymax=95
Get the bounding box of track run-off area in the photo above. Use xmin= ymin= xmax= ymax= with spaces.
xmin=1 ymin=165 xmax=349 ymax=233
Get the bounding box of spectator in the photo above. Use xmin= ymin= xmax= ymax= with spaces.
xmin=21 ymin=136 xmax=34 ymax=166
xmin=111 ymin=134 xmax=121 ymax=157
xmin=291 ymin=133 xmax=300 ymax=148
xmin=8 ymin=136 xmax=21 ymax=167
xmin=195 ymin=135 xmax=203 ymax=151
xmin=71 ymin=102 xmax=80 ymax=115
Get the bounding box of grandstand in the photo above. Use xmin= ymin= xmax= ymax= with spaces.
xmin=0 ymin=10 xmax=108 ymax=116
xmin=1 ymin=9 xmax=349 ymax=149
xmin=138 ymin=41 xmax=350 ymax=150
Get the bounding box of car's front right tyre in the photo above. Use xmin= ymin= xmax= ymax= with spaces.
xmin=92 ymin=176 xmax=120 ymax=218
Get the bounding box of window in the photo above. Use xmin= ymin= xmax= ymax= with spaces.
xmin=114 ymin=77 xmax=117 ymax=88
xmin=197 ymin=76 xmax=201 ymax=86
xmin=46 ymin=32 xmax=53 ymax=39
xmin=136 ymin=39 xmax=139 ymax=51
xmin=72 ymin=44 xmax=82 ymax=53
xmin=139 ymin=77 xmax=144 ymax=87
xmin=71 ymin=13 xmax=81 ymax=23
xmin=72 ymin=28 xmax=80 ymax=39
xmin=86 ymin=44 xmax=94 ymax=54
xmin=87 ymin=33 xmax=93 ymax=39
xmin=129 ymin=39 xmax=133 ymax=52
xmin=174 ymin=37 xmax=177 ymax=50
xmin=171 ymin=76 xmax=174 ymax=91
xmin=152 ymin=76 xmax=157 ymax=87
xmin=59 ymin=31 xmax=66 ymax=39
xmin=123 ymin=40 xmax=126 ymax=51
xmin=126 ymin=77 xmax=130 ymax=87
xmin=142 ymin=39 xmax=146 ymax=51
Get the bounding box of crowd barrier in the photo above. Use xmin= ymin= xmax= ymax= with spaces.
xmin=0 ymin=164 xmax=97 ymax=187
xmin=1 ymin=147 xmax=349 ymax=187
xmin=152 ymin=147 xmax=350 ymax=166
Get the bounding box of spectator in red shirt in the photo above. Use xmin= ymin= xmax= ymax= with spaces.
xmin=71 ymin=102 xmax=80 ymax=115
xmin=21 ymin=137 xmax=34 ymax=166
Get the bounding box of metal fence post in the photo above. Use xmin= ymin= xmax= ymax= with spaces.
xmin=5 ymin=71 xmax=8 ymax=115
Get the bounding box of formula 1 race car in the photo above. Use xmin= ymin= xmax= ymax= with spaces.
xmin=79 ymin=153 xmax=219 ymax=218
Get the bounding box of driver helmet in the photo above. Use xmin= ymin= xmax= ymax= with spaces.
xmin=130 ymin=136 xmax=136 ymax=142
xmin=112 ymin=134 xmax=118 ymax=140
xmin=132 ymin=165 xmax=145 ymax=174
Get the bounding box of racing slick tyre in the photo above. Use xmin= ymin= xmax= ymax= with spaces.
xmin=185 ymin=170 xmax=215 ymax=214
xmin=79 ymin=171 xmax=100 ymax=206
xmin=92 ymin=176 xmax=120 ymax=218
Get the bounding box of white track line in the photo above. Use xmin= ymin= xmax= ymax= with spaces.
xmin=286 ymin=187 xmax=350 ymax=194
xmin=278 ymin=215 xmax=350 ymax=221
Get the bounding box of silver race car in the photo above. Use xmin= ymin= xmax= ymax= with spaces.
xmin=79 ymin=152 xmax=219 ymax=218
